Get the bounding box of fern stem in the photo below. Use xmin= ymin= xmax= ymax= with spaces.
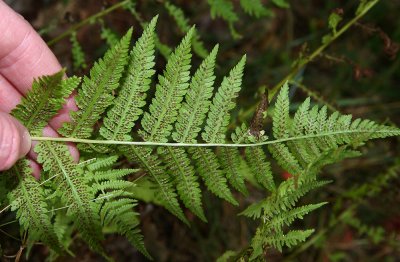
xmin=31 ymin=129 xmax=396 ymax=147
xmin=47 ymin=0 xmax=130 ymax=46
xmin=267 ymin=0 xmax=379 ymax=102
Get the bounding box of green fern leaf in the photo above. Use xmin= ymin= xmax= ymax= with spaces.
xmin=7 ymin=160 xmax=61 ymax=252
xmin=239 ymin=0 xmax=272 ymax=18
xmin=219 ymin=147 xmax=248 ymax=195
xmin=139 ymin=27 xmax=194 ymax=142
xmin=266 ymin=202 xmax=327 ymax=230
xmin=245 ymin=146 xmax=275 ymax=191
xmin=158 ymin=147 xmax=206 ymax=221
xmin=173 ymin=45 xmax=218 ymax=143
xmin=101 ymin=17 xmax=157 ymax=141
xmin=231 ymin=121 xmax=275 ymax=191
xmin=208 ymin=0 xmax=241 ymax=38
xmin=35 ymin=141 xmax=104 ymax=254
xmin=100 ymin=23 xmax=120 ymax=48
xmin=70 ymin=32 xmax=87 ymax=70
xmin=122 ymin=146 xmax=189 ymax=225
xmin=11 ymin=70 xmax=78 ymax=135
xmin=86 ymin=155 xmax=119 ymax=171
xmin=189 ymin=148 xmax=238 ymax=205
xmin=208 ymin=0 xmax=238 ymax=23
xmin=202 ymin=55 xmax=246 ymax=143
xmin=164 ymin=2 xmax=208 ymax=58
xmin=60 ymin=29 xmax=132 ymax=138
xmin=265 ymin=229 xmax=314 ymax=252
xmin=269 ymin=83 xmax=305 ymax=175
xmin=86 ymin=158 xmax=151 ymax=259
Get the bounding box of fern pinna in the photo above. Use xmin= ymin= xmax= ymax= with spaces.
xmin=0 ymin=15 xmax=399 ymax=261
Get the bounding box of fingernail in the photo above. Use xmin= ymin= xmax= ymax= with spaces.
xmin=19 ymin=127 xmax=31 ymax=159
xmin=11 ymin=118 xmax=32 ymax=159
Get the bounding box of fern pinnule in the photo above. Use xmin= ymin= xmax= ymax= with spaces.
xmin=158 ymin=147 xmax=206 ymax=222
xmin=231 ymin=123 xmax=275 ymax=191
xmin=100 ymin=17 xmax=157 ymax=141
xmin=86 ymin=158 xmax=151 ymax=259
xmin=7 ymin=160 xmax=61 ymax=252
xmin=70 ymin=32 xmax=87 ymax=70
xmin=245 ymin=146 xmax=275 ymax=191
xmin=268 ymin=84 xmax=304 ymax=176
xmin=239 ymin=0 xmax=272 ymax=18
xmin=219 ymin=147 xmax=248 ymax=195
xmin=173 ymin=45 xmax=218 ymax=143
xmin=122 ymin=146 xmax=189 ymax=225
xmin=139 ymin=27 xmax=194 ymax=142
xmin=35 ymin=141 xmax=104 ymax=254
xmin=60 ymin=28 xmax=132 ymax=139
xmin=208 ymin=0 xmax=241 ymax=38
xmin=202 ymin=55 xmax=246 ymax=144
xmin=164 ymin=2 xmax=208 ymax=58
xmin=100 ymin=22 xmax=119 ymax=48
xmin=190 ymin=147 xmax=238 ymax=205
xmin=262 ymin=229 xmax=315 ymax=253
xmin=86 ymin=155 xmax=119 ymax=171
xmin=11 ymin=70 xmax=79 ymax=136
xmin=266 ymin=202 xmax=327 ymax=230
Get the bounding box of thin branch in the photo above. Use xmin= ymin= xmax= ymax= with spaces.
xmin=47 ymin=0 xmax=131 ymax=46
xmin=267 ymin=0 xmax=379 ymax=101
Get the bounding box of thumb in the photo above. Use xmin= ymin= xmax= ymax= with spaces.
xmin=0 ymin=112 xmax=31 ymax=171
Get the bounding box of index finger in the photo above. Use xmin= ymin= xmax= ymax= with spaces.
xmin=0 ymin=1 xmax=77 ymax=130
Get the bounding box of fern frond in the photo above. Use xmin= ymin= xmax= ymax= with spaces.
xmin=139 ymin=27 xmax=194 ymax=142
xmin=202 ymin=55 xmax=246 ymax=143
xmin=86 ymin=155 xmax=119 ymax=171
xmin=70 ymin=32 xmax=87 ymax=70
xmin=100 ymin=17 xmax=157 ymax=141
xmin=59 ymin=29 xmax=132 ymax=138
xmin=189 ymin=148 xmax=238 ymax=205
xmin=11 ymin=70 xmax=78 ymax=135
xmin=35 ymin=141 xmax=104 ymax=254
xmin=173 ymin=45 xmax=218 ymax=143
xmin=164 ymin=2 xmax=208 ymax=58
xmin=7 ymin=160 xmax=61 ymax=252
xmin=239 ymin=0 xmax=272 ymax=18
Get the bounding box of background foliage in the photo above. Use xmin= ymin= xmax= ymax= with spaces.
xmin=1 ymin=0 xmax=400 ymax=261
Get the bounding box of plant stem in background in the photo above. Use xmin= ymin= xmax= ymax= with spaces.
xmin=267 ymin=0 xmax=379 ymax=101
xmin=47 ymin=0 xmax=130 ymax=46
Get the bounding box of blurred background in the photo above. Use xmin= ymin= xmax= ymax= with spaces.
xmin=1 ymin=0 xmax=400 ymax=261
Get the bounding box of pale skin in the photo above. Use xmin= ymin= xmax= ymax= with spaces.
xmin=0 ymin=0 xmax=78 ymax=177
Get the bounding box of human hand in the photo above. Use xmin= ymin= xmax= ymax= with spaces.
xmin=0 ymin=0 xmax=78 ymax=176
